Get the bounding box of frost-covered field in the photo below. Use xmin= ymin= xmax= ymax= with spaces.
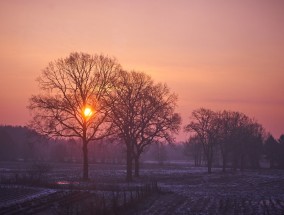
xmin=130 ymin=164 xmax=284 ymax=215
xmin=0 ymin=162 xmax=284 ymax=214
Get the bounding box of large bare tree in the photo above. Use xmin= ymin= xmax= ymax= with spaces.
xmin=108 ymin=70 xmax=181 ymax=180
xmin=28 ymin=52 xmax=120 ymax=180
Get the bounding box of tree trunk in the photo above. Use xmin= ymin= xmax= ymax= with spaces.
xmin=126 ymin=145 xmax=133 ymax=182
xmin=134 ymin=156 xmax=140 ymax=177
xmin=82 ymin=121 xmax=89 ymax=181
xmin=82 ymin=139 xmax=89 ymax=180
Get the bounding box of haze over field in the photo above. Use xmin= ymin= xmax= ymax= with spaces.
xmin=0 ymin=0 xmax=283 ymax=140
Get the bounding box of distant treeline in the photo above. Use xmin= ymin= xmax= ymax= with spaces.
xmin=0 ymin=126 xmax=184 ymax=163
xmin=0 ymin=125 xmax=122 ymax=163
xmin=183 ymin=108 xmax=284 ymax=171
xmin=1 ymin=125 xmax=283 ymax=170
xmin=184 ymin=133 xmax=284 ymax=170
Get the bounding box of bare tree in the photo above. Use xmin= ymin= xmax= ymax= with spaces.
xmin=107 ymin=70 xmax=181 ymax=180
xmin=218 ymin=111 xmax=248 ymax=172
xmin=265 ymin=134 xmax=284 ymax=169
xmin=28 ymin=52 xmax=120 ymax=180
xmin=227 ymin=116 xmax=264 ymax=171
xmin=184 ymin=108 xmax=221 ymax=173
xmin=244 ymin=120 xmax=264 ymax=169
xmin=278 ymin=134 xmax=284 ymax=168
xmin=132 ymin=81 xmax=181 ymax=177
xmin=185 ymin=107 xmax=267 ymax=173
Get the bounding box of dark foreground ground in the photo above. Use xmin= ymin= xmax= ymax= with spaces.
xmin=0 ymin=161 xmax=284 ymax=214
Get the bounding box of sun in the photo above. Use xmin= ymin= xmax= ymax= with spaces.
xmin=83 ymin=107 xmax=93 ymax=117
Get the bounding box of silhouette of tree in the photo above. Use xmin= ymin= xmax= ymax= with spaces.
xmin=28 ymin=52 xmax=120 ymax=180
xmin=0 ymin=129 xmax=15 ymax=161
xmin=245 ymin=121 xmax=264 ymax=169
xmin=278 ymin=134 xmax=284 ymax=168
xmin=230 ymin=118 xmax=261 ymax=170
xmin=264 ymin=135 xmax=277 ymax=168
xmin=0 ymin=125 xmax=46 ymax=161
xmin=265 ymin=134 xmax=284 ymax=169
xmin=184 ymin=108 xmax=220 ymax=173
xmin=185 ymin=108 xmax=265 ymax=173
xmin=218 ymin=111 xmax=249 ymax=172
xmin=218 ymin=110 xmax=236 ymax=172
xmin=107 ymin=70 xmax=181 ymax=180
xmin=279 ymin=134 xmax=284 ymax=143
xmin=217 ymin=111 xmax=264 ymax=171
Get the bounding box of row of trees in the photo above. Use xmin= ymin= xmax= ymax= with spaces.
xmin=184 ymin=108 xmax=265 ymax=173
xmin=28 ymin=52 xmax=181 ymax=181
xmin=264 ymin=134 xmax=284 ymax=169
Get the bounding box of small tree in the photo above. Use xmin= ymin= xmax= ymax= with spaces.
xmin=245 ymin=121 xmax=264 ymax=169
xmin=28 ymin=52 xmax=120 ymax=180
xmin=216 ymin=110 xmax=264 ymax=171
xmin=278 ymin=135 xmax=284 ymax=168
xmin=184 ymin=108 xmax=220 ymax=173
xmin=218 ymin=111 xmax=248 ymax=172
xmin=264 ymin=134 xmax=283 ymax=168
xmin=229 ymin=117 xmax=264 ymax=171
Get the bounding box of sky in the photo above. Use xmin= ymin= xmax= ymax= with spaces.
xmin=0 ymin=0 xmax=283 ymax=141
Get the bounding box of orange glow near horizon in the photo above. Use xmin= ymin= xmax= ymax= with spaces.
xmin=0 ymin=0 xmax=283 ymax=141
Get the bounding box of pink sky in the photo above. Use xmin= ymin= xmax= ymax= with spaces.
xmin=0 ymin=0 xmax=283 ymax=141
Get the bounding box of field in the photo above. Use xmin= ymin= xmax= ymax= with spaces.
xmin=0 ymin=162 xmax=284 ymax=214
